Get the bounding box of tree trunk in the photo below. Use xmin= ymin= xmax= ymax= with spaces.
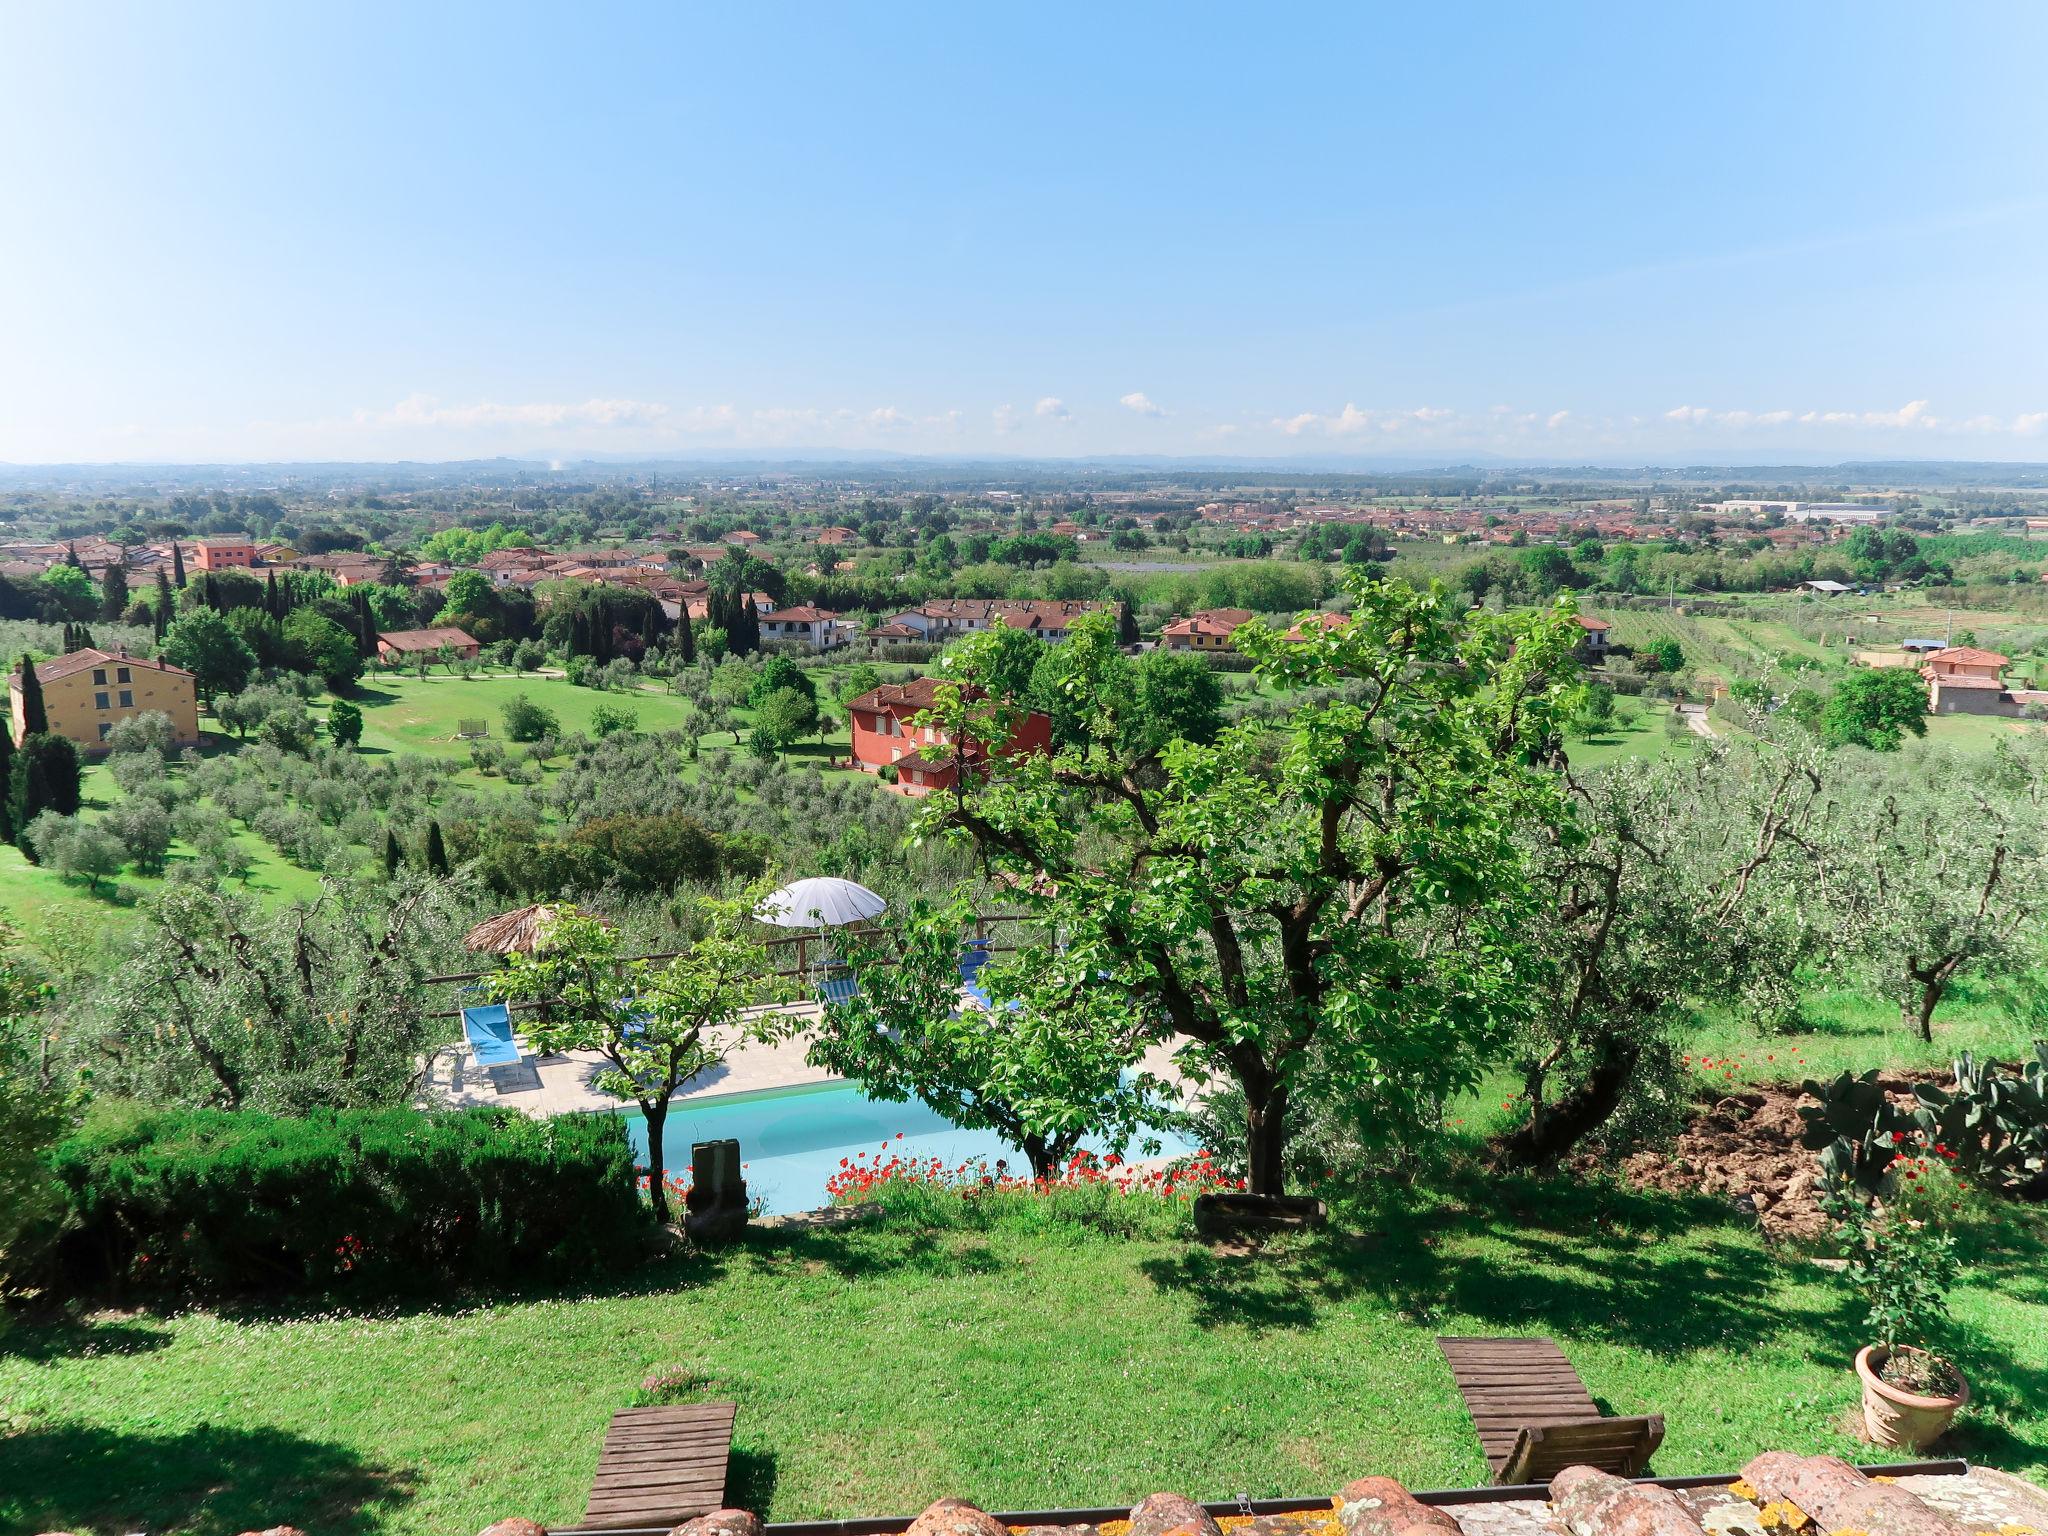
xmin=644 ymin=1105 xmax=671 ymax=1225
xmin=1903 ymin=965 xmax=1946 ymax=1043
xmin=1491 ymin=1033 xmax=1642 ymax=1168
xmin=1021 ymin=1131 xmax=1057 ymax=1182
xmin=1246 ymin=1079 xmax=1290 ymax=1197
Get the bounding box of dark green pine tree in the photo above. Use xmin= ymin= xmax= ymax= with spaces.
xmin=201 ymin=573 xmax=221 ymax=611
xmin=64 ymin=541 xmax=82 ymax=571
xmin=1117 ymin=597 xmax=1139 ymax=647
xmin=383 ymin=828 xmax=404 ymax=878
xmin=100 ymin=560 xmax=129 ymax=623
xmin=171 ymin=542 xmax=186 ymax=587
xmin=638 ymin=603 xmax=660 ymax=654
xmin=72 ymin=625 xmax=93 ymax=653
xmin=266 ymin=571 xmax=282 ymax=620
xmin=676 ymin=602 xmax=696 ymax=665
xmin=424 ymin=820 xmax=450 ymax=876
xmin=737 ymin=595 xmax=761 ymax=657
xmin=16 ymin=655 xmax=47 ymax=736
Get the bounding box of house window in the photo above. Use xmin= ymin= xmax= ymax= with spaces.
xmin=98 ymin=722 xmax=111 ymax=741
xmin=95 ymin=691 xmax=110 ymax=709
xmin=119 ymin=690 xmax=133 ymax=708
xmin=93 ymin=669 xmax=107 ymax=685
xmin=117 ymin=667 xmax=131 ymax=683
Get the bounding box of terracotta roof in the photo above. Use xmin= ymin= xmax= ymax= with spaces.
xmin=1574 ymin=616 xmax=1610 ymax=631
xmin=11 ymin=647 xmax=191 ymax=686
xmin=847 ymin=675 xmax=948 ymax=714
xmin=1927 ymin=646 xmax=2008 ymax=666
xmin=764 ymin=605 xmax=839 ymax=624
xmin=377 ymin=626 xmax=479 ymax=652
xmin=450 ymin=1454 xmax=2041 ymax=1536
xmin=1924 ymin=672 xmax=2004 ymax=689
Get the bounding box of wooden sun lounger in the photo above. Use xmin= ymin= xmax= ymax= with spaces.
xmin=1437 ymin=1335 xmax=1663 ymax=1484
xmin=577 ymin=1401 xmax=737 ymax=1533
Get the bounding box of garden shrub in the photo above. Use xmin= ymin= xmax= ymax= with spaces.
xmin=37 ymin=1103 xmax=651 ymax=1297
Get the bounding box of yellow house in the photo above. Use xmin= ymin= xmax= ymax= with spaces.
xmin=10 ymin=648 xmax=201 ymax=750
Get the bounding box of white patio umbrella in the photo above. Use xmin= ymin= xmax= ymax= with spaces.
xmin=753 ymin=877 xmax=888 ymax=929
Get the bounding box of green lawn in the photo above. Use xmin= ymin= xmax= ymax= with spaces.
xmin=1561 ymin=706 xmax=1698 ymax=770
xmin=4 ymin=1176 xmax=2042 ymax=1536
xmin=351 ymin=671 xmax=703 ymax=759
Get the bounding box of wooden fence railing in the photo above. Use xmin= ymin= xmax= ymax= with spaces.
xmin=424 ymin=911 xmax=1041 ymax=1020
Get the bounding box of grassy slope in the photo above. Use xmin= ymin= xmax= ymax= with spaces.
xmin=4 ymin=1178 xmax=2042 ymax=1536
xmin=0 ymin=667 xmax=889 ymax=930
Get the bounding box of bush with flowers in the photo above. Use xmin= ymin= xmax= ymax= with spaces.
xmin=826 ymin=1139 xmax=1241 ymax=1238
xmin=1819 ymin=1128 xmax=1966 ymax=1398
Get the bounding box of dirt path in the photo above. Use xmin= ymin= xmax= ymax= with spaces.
xmin=1676 ymin=702 xmax=1717 ymax=737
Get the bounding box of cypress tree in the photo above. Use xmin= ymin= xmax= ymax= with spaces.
xmin=383 ymin=828 xmax=403 ymax=878
xmin=0 ymin=725 xmax=14 ymax=845
xmin=172 ymin=542 xmax=187 ymax=587
xmin=424 ymin=820 xmax=449 ymax=876
xmin=17 ymin=656 xmax=47 ymax=737
xmin=202 ymin=573 xmax=220 ymax=611
xmin=738 ymin=595 xmax=761 ymax=657
xmin=74 ymin=625 xmax=92 ymax=652
xmin=100 ymin=560 xmax=129 ymax=622
xmin=265 ymin=571 xmax=281 ymax=621
xmin=676 ymin=603 xmax=696 ymax=665
xmin=65 ymin=541 xmax=82 ymax=571
xmin=11 ymin=733 xmax=82 ymax=851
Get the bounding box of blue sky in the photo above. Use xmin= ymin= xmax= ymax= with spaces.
xmin=3 ymin=2 xmax=2046 ymax=465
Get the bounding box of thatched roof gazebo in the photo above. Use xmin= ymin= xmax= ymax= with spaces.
xmin=462 ymin=903 xmax=613 ymax=956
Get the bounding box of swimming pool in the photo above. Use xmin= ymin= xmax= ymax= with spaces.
xmin=618 ymin=1080 xmax=1196 ymax=1215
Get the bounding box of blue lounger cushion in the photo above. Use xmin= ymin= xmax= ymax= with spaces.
xmin=461 ymin=1002 xmax=521 ymax=1067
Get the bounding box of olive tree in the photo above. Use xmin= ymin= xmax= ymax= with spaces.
xmin=1827 ymin=741 xmax=2048 ymax=1040
xmin=914 ymin=575 xmax=1582 ymax=1195
xmin=77 ymin=875 xmax=467 ymax=1110
xmin=1495 ymin=732 xmax=1830 ymax=1165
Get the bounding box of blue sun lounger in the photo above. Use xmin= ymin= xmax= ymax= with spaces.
xmin=818 ymin=971 xmax=859 ymax=1007
xmin=461 ymin=1001 xmax=521 ymax=1067
xmin=958 ymin=940 xmax=994 ymax=1010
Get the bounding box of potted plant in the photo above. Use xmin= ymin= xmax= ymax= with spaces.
xmin=1822 ymin=1157 xmax=1968 ymax=1450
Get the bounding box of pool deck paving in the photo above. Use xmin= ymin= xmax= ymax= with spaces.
xmin=422 ymin=998 xmax=1193 ymax=1119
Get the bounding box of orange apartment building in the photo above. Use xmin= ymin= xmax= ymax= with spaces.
xmin=189 ymin=537 xmax=256 ymax=571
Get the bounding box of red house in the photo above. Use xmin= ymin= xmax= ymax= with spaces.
xmin=845 ymin=674 xmax=1052 ymax=795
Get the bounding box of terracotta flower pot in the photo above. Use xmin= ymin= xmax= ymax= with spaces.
xmin=1855 ymin=1345 xmax=1967 ymax=1450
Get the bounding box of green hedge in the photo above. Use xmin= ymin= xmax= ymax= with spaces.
xmin=38 ymin=1104 xmax=651 ymax=1297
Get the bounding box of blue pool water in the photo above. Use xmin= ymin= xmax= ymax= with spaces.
xmin=618 ymin=1080 xmax=1196 ymax=1215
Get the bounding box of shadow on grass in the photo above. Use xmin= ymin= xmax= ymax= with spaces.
xmin=726 ymin=1447 xmax=780 ymax=1514
xmin=0 ymin=1421 xmax=414 ymax=1536
xmin=0 ymin=1314 xmax=172 ymax=1362
xmin=1140 ymin=1170 xmax=1806 ymax=1352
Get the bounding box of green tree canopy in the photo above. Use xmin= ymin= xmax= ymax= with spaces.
xmin=1822 ymin=667 xmax=1928 ymax=751
xmin=161 ymin=610 xmax=257 ymax=703
xmin=915 ymin=572 xmax=1583 ymax=1194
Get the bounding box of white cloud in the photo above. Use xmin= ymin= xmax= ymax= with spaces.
xmin=992 ymin=403 xmax=1021 ymax=434
xmin=1035 ymin=396 xmax=1072 ymax=422
xmin=1546 ymin=410 xmax=1572 ymax=430
xmin=353 ymin=394 xmax=673 ymax=430
xmin=1665 ymin=399 xmax=1945 ymax=432
xmin=1119 ymin=391 xmax=1166 ymax=417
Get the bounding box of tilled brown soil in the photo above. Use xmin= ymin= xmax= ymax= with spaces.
xmin=1615 ymin=1072 xmax=1947 ymax=1243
